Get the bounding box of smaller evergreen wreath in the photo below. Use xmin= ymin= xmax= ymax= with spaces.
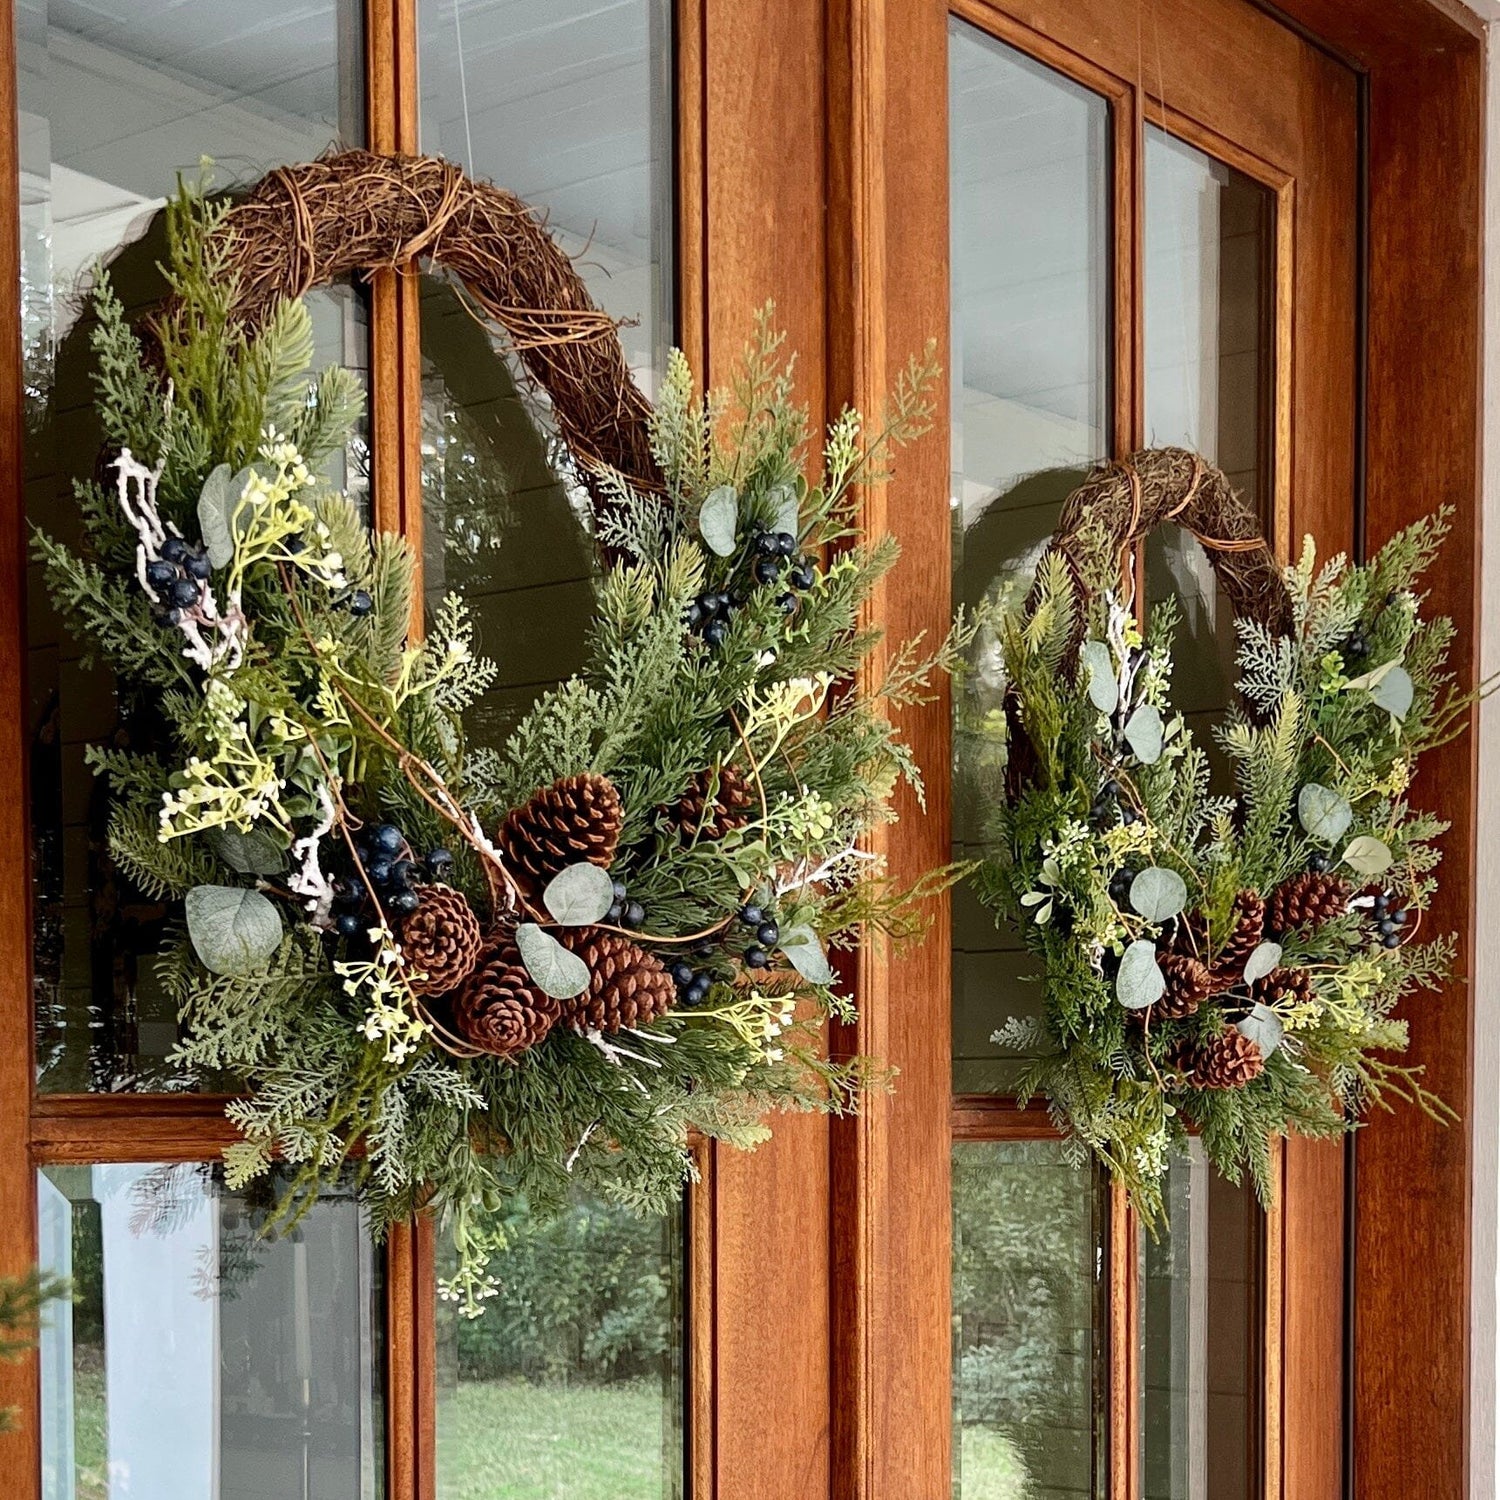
xmin=971 ymin=448 xmax=1471 ymax=1217
xmin=36 ymin=169 xmax=956 ymax=1310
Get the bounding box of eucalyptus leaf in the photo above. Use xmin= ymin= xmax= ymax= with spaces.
xmin=542 ymin=861 xmax=616 ymax=926
xmin=1237 ymin=1002 xmax=1284 ymax=1059
xmin=1117 ymin=939 xmax=1166 ymax=1010
xmin=1129 ymin=866 xmax=1187 ymax=923
xmin=698 ymin=484 xmax=740 ymax=557
xmin=768 ymin=484 xmax=800 ymax=537
xmin=197 ymin=463 xmax=257 ymax=569
xmin=208 ymin=826 xmax=288 ymax=876
xmin=1370 ymin=663 xmax=1414 ymax=720
xmin=515 ymin=923 xmax=591 ymax=1000
xmin=1342 ymin=834 xmax=1394 ymax=876
xmin=1297 ymin=783 xmax=1353 ymax=843
xmin=780 ymin=924 xmax=835 ymax=985
xmin=185 ymin=884 xmax=283 ymax=976
xmin=1243 ymin=941 xmax=1283 ymax=985
xmin=1081 ymin=640 xmax=1118 ymax=714
xmin=1124 ymin=704 xmax=1164 ymax=764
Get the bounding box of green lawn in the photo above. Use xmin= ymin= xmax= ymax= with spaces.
xmin=437 ymin=1378 xmax=671 ymax=1500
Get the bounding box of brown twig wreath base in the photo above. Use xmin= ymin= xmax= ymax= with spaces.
xmin=212 ymin=148 xmax=658 ymax=501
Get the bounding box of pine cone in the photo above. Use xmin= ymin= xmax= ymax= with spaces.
xmin=1151 ymin=952 xmax=1212 ymax=1019
xmin=1252 ymin=965 xmax=1313 ymax=1010
xmin=1266 ymin=871 xmax=1351 ymax=937
xmin=398 ymin=885 xmax=483 ymax=997
xmin=453 ymin=945 xmax=561 ymax=1057
xmin=556 ymin=927 xmax=676 ymax=1033
xmin=498 ymin=773 xmax=623 ymax=893
xmin=673 ymin=764 xmax=755 ymax=841
xmin=1192 ymin=1029 xmax=1266 ymax=1090
xmin=1174 ymin=889 xmax=1265 ymax=990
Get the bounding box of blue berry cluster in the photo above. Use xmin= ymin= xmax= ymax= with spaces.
xmin=606 ymin=878 xmax=646 ymax=929
xmin=145 ymin=534 xmax=213 ymax=622
xmin=667 ymin=902 xmax=782 ymax=1005
xmin=330 ymin=822 xmax=453 ymax=937
xmin=686 ymin=522 xmax=818 ymax=647
xmin=1369 ymin=888 xmax=1409 ymax=950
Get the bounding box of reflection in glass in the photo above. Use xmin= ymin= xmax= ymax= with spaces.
xmin=19 ymin=0 xmax=368 ymax=1091
xmin=1144 ymin=126 xmax=1273 ymax=730
xmin=948 ymin=16 xmax=1110 ymax=1090
xmin=417 ymin=0 xmax=673 ymax=741
xmin=953 ymin=1141 xmax=1106 ymax=1500
xmin=38 ymin=1164 xmax=383 ymax=1499
xmin=435 ymin=1192 xmax=685 ymax=1499
xmin=1141 ymin=1145 xmax=1264 ymax=1500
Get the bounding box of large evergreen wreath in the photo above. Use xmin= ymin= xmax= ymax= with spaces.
xmin=35 ymin=171 xmax=952 ymax=1309
xmin=971 ymin=449 xmax=1470 ymax=1217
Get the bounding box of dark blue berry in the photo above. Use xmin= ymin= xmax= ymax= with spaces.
xmin=1382 ymin=932 xmax=1402 ymax=949
xmin=685 ymin=602 xmax=704 ymax=628
xmin=392 ymin=859 xmax=419 ymax=888
xmin=1373 ymin=894 xmax=1389 ymax=915
xmin=160 ymin=607 xmax=183 ymax=626
xmin=1379 ymin=918 xmax=1399 ymax=936
xmin=367 ymin=859 xmax=393 ymax=888
xmin=388 ymin=888 xmax=420 ymax=916
xmin=611 ymin=878 xmax=628 ymax=901
xmin=623 ymin=900 xmax=646 ymax=928
xmin=184 ymin=551 xmax=213 ymax=580
xmin=167 ymin=577 xmax=200 ymax=609
xmin=335 ymin=913 xmax=364 ymax=938
xmin=739 ymin=904 xmax=764 ymax=927
xmin=1309 ymin=853 xmax=1331 ymax=873
xmin=744 ymin=945 xmax=770 ymax=969
xmin=775 ymin=532 xmax=796 ymax=556
xmin=788 ymin=563 xmax=815 ymax=591
xmin=755 ymin=532 xmax=780 ymax=556
xmin=703 ymin=621 xmax=728 ymax=648
xmin=775 ymin=593 xmax=797 ymax=616
xmin=373 ymin=824 xmax=404 ymax=855
xmin=348 ymin=590 xmax=374 ymax=618
xmin=685 ymin=973 xmax=712 ymax=1004
xmin=285 ymin=534 xmax=306 ymax=555
xmin=693 ymin=939 xmax=717 ymax=958
xmin=670 ymin=961 xmax=695 ymax=987
xmin=606 ymin=900 xmax=624 ymax=923
xmin=160 ymin=536 xmax=187 ymax=563
xmin=756 ymin=920 xmax=780 ymax=947
xmin=695 ymin=593 xmax=718 ymax=617
xmin=427 ymin=848 xmax=454 ymax=876
xmin=146 ymin=560 xmax=177 ymax=588
xmin=754 ymin=557 xmax=783 ymax=586
xmin=1391 ymin=909 xmax=1408 ymax=926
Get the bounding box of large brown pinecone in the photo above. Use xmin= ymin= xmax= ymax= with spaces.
xmin=1265 ymin=871 xmax=1351 ymax=937
xmin=497 ymin=773 xmax=623 ymax=893
xmin=1251 ymin=965 xmax=1313 ymax=1010
xmin=1192 ymin=1029 xmax=1266 ymax=1090
xmin=1151 ymin=952 xmax=1212 ymax=1020
xmin=673 ymin=764 xmax=755 ymax=841
xmin=398 ymin=885 xmax=483 ymax=997
xmin=556 ymin=927 xmax=676 ymax=1034
xmin=1173 ymin=890 xmax=1263 ymax=986
xmin=453 ymin=945 xmax=561 ymax=1057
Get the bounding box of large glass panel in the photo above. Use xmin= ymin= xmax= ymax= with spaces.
xmin=435 ymin=1192 xmax=686 ymax=1500
xmin=948 ymin=17 xmax=1110 ymax=1091
xmin=1141 ymin=1147 xmax=1263 ymax=1500
xmin=953 ymin=1141 xmax=1106 ymax=1500
xmin=38 ymin=1164 xmax=384 ymax=1499
xmin=1140 ymin=127 xmax=1273 ymax=1498
xmin=19 ymin=0 xmax=369 ymax=1091
xmin=417 ymin=0 xmax=673 ymax=744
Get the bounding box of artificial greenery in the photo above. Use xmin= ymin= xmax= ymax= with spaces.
xmin=36 ymin=174 xmax=953 ymax=1311
xmin=972 ymin=488 xmax=1470 ymax=1219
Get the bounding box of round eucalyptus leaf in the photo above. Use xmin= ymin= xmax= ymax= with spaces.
xmin=1342 ymin=834 xmax=1394 ymax=876
xmin=1369 ymin=664 xmax=1414 ymax=721
xmin=1129 ymin=866 xmax=1187 ymax=923
xmin=1242 ymin=940 xmax=1283 ymax=985
xmin=1125 ymin=704 xmax=1164 ymax=764
xmin=1297 ymin=783 xmax=1353 ymax=843
xmin=1236 ymin=1002 xmax=1284 ymax=1059
xmin=542 ymin=861 xmax=616 ymax=926
xmin=1081 ymin=640 xmax=1118 ymax=714
xmin=780 ymin=924 xmax=835 ymax=986
xmin=186 ymin=884 xmax=283 ymax=976
xmin=208 ymin=825 xmax=288 ymax=876
xmin=698 ymin=485 xmax=740 ymax=557
xmin=1117 ymin=939 xmax=1166 ymax=1010
xmin=515 ymin=922 xmax=591 ymax=1000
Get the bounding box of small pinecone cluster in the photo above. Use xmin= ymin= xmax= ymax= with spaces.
xmin=672 ymin=764 xmax=754 ymax=841
xmin=1252 ymin=964 xmax=1313 ymax=1011
xmin=453 ymin=943 xmax=561 ymax=1057
xmin=1170 ymin=1029 xmax=1267 ymax=1091
xmin=397 ymin=885 xmax=484 ymax=997
xmin=498 ymin=772 xmax=623 ymax=893
xmin=1146 ymin=952 xmax=1212 ymax=1020
xmin=557 ymin=927 xmax=676 ymax=1033
xmin=1266 ymin=870 xmax=1351 ymax=937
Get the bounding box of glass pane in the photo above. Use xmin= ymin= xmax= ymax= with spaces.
xmin=38 ymin=1164 xmax=384 ymax=1499
xmin=948 ymin=17 xmax=1111 ymax=1091
xmin=1143 ymin=126 xmax=1274 ymax=738
xmin=435 ymin=1192 xmax=685 ymax=1500
xmin=953 ymin=1141 xmax=1106 ymax=1500
xmin=417 ymin=0 xmax=673 ymax=740
xmin=20 ymin=0 xmax=369 ymax=1091
xmin=1141 ymin=1146 xmax=1264 ymax=1500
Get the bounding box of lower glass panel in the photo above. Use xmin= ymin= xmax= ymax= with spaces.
xmin=435 ymin=1191 xmax=686 ymax=1500
xmin=38 ymin=1165 xmax=384 ymax=1500
xmin=1141 ymin=1143 xmax=1264 ymax=1500
xmin=952 ymin=1140 xmax=1106 ymax=1500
